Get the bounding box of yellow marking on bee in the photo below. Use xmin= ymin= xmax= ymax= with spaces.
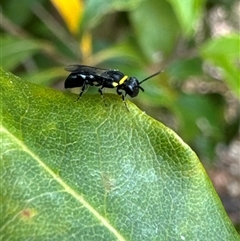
xmin=112 ymin=82 xmax=118 ymax=87
xmin=119 ymin=76 xmax=128 ymax=85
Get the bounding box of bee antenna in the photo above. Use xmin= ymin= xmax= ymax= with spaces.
xmin=139 ymin=70 xmax=163 ymax=85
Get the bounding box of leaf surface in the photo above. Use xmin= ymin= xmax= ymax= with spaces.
xmin=1 ymin=69 xmax=239 ymax=240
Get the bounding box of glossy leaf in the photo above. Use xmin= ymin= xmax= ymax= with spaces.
xmin=1 ymin=69 xmax=239 ymax=240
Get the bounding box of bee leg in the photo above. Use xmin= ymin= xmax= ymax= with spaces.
xmin=117 ymin=88 xmax=129 ymax=111
xmin=122 ymin=94 xmax=130 ymax=111
xmin=76 ymin=91 xmax=84 ymax=101
xmin=98 ymin=87 xmax=108 ymax=106
xmin=76 ymin=82 xmax=87 ymax=101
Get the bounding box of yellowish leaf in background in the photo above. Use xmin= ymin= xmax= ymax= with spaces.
xmin=51 ymin=0 xmax=84 ymax=35
xmin=80 ymin=31 xmax=92 ymax=62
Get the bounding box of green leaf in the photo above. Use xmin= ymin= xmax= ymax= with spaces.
xmin=176 ymin=94 xmax=225 ymax=141
xmin=1 ymin=35 xmax=43 ymax=71
xmin=175 ymin=93 xmax=226 ymax=160
xmin=129 ymin=0 xmax=180 ymax=60
xmin=91 ymin=41 xmax=146 ymax=67
xmin=20 ymin=67 xmax=66 ymax=86
xmin=3 ymin=0 xmax=44 ymax=26
xmin=167 ymin=0 xmax=206 ymax=37
xmin=167 ymin=57 xmax=203 ymax=81
xmin=1 ymin=69 xmax=239 ymax=240
xmin=81 ymin=0 xmax=146 ymax=29
xmin=200 ymin=34 xmax=240 ymax=99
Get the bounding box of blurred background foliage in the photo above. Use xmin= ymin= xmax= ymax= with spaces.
xmin=1 ymin=0 xmax=239 ymax=229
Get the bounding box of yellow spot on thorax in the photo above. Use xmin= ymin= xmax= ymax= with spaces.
xmin=119 ymin=75 xmax=128 ymax=85
xmin=112 ymin=75 xmax=128 ymax=87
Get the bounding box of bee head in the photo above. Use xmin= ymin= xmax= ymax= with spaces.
xmin=122 ymin=77 xmax=144 ymax=98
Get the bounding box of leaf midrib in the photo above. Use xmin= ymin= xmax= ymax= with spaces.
xmin=0 ymin=124 xmax=126 ymax=241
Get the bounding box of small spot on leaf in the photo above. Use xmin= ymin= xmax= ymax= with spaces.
xmin=20 ymin=208 xmax=37 ymax=220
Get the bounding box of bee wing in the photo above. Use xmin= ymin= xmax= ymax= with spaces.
xmin=65 ymin=64 xmax=117 ymax=81
xmin=65 ymin=65 xmax=108 ymax=75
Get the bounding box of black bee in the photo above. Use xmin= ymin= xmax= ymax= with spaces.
xmin=64 ymin=65 xmax=162 ymax=101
